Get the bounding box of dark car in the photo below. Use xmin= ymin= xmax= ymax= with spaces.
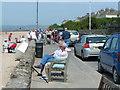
xmin=98 ymin=33 xmax=120 ymax=84
xmin=57 ymin=28 xmax=65 ymax=32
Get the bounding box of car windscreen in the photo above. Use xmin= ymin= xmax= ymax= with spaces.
xmin=86 ymin=37 xmax=107 ymax=43
xmin=70 ymin=32 xmax=78 ymax=35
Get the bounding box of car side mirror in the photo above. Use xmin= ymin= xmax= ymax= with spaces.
xmin=98 ymin=46 xmax=103 ymax=49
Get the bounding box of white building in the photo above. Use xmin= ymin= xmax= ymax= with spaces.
xmin=105 ymin=15 xmax=119 ymax=18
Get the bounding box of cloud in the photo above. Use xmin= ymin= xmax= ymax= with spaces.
xmin=1 ymin=0 xmax=120 ymax=2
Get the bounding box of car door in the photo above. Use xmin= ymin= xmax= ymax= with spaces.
xmin=75 ymin=36 xmax=84 ymax=56
xmin=99 ymin=38 xmax=112 ymax=71
xmin=106 ymin=37 xmax=118 ymax=73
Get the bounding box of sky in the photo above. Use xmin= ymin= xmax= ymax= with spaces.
xmin=1 ymin=1 xmax=119 ymax=26
xmin=1 ymin=0 xmax=120 ymax=2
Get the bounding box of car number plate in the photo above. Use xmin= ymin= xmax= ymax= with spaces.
xmin=94 ymin=47 xmax=98 ymax=49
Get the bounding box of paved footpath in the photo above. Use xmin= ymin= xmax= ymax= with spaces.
xmin=31 ymin=44 xmax=102 ymax=88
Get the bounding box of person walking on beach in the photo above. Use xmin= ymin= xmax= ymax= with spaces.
xmin=8 ymin=33 xmax=12 ymax=42
xmin=61 ymin=28 xmax=70 ymax=48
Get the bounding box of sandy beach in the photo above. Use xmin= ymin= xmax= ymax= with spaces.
xmin=0 ymin=31 xmax=29 ymax=88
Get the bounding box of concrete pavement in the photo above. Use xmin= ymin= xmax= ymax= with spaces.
xmin=30 ymin=44 xmax=102 ymax=88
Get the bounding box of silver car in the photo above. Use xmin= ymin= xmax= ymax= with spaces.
xmin=74 ymin=35 xmax=107 ymax=60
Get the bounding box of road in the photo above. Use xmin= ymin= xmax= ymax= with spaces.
xmin=31 ymin=44 xmax=101 ymax=88
xmin=71 ymin=46 xmax=120 ymax=86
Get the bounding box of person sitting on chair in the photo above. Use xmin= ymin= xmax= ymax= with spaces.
xmin=34 ymin=40 xmax=68 ymax=74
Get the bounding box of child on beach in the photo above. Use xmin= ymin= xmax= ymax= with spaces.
xmin=3 ymin=39 xmax=9 ymax=53
xmin=15 ymin=38 xmax=20 ymax=43
xmin=8 ymin=33 xmax=12 ymax=42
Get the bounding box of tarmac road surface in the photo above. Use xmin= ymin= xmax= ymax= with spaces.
xmin=31 ymin=44 xmax=102 ymax=88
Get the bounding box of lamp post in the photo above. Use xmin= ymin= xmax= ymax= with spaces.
xmin=118 ymin=1 xmax=120 ymax=15
xmin=36 ymin=0 xmax=39 ymax=30
xmin=118 ymin=1 xmax=120 ymax=32
xmin=89 ymin=1 xmax=91 ymax=30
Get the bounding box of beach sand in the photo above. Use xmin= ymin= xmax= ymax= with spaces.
xmin=0 ymin=31 xmax=29 ymax=88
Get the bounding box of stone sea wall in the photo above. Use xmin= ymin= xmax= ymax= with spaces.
xmin=4 ymin=40 xmax=35 ymax=89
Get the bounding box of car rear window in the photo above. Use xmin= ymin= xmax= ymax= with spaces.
xmin=71 ymin=32 xmax=78 ymax=35
xmin=86 ymin=37 xmax=107 ymax=43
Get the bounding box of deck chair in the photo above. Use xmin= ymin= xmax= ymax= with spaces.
xmin=45 ymin=53 xmax=71 ymax=82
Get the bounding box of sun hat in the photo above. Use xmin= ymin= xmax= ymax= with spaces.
xmin=4 ymin=39 xmax=7 ymax=41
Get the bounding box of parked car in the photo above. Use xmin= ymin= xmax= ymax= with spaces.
xmin=68 ymin=30 xmax=80 ymax=45
xmin=98 ymin=33 xmax=120 ymax=84
xmin=74 ymin=35 xmax=107 ymax=60
xmin=57 ymin=28 xmax=65 ymax=32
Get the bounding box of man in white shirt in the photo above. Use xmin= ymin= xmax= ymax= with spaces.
xmin=30 ymin=30 xmax=37 ymax=41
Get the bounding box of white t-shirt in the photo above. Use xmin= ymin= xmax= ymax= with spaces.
xmin=53 ymin=48 xmax=68 ymax=61
xmin=20 ymin=38 xmax=26 ymax=43
xmin=30 ymin=32 xmax=37 ymax=39
xmin=27 ymin=33 xmax=31 ymax=38
xmin=3 ymin=42 xmax=9 ymax=48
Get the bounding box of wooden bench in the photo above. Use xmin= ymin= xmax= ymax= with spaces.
xmin=45 ymin=53 xmax=71 ymax=82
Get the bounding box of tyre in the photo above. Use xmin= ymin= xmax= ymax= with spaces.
xmin=74 ymin=47 xmax=77 ymax=56
xmin=81 ymin=52 xmax=86 ymax=60
xmin=98 ymin=61 xmax=104 ymax=73
xmin=113 ymin=68 xmax=120 ymax=84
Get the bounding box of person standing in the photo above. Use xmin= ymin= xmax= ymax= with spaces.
xmin=61 ymin=28 xmax=70 ymax=48
xmin=27 ymin=31 xmax=31 ymax=42
xmin=30 ymin=30 xmax=37 ymax=41
xmin=8 ymin=33 xmax=12 ymax=42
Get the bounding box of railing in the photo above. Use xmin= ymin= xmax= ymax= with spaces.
xmin=99 ymin=75 xmax=120 ymax=90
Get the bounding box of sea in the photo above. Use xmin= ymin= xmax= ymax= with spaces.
xmin=1 ymin=25 xmax=49 ymax=32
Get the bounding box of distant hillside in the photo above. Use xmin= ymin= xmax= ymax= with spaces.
xmin=62 ymin=8 xmax=118 ymax=23
xmin=49 ymin=8 xmax=119 ymax=30
xmin=76 ymin=8 xmax=118 ymax=21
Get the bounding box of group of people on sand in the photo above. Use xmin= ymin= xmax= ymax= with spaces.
xmin=2 ymin=33 xmax=27 ymax=53
xmin=3 ymin=28 xmax=72 ymax=80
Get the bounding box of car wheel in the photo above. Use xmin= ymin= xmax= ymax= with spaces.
xmin=98 ymin=61 xmax=104 ymax=73
xmin=113 ymin=68 xmax=120 ymax=84
xmin=74 ymin=47 xmax=77 ymax=56
xmin=81 ymin=52 xmax=86 ymax=60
